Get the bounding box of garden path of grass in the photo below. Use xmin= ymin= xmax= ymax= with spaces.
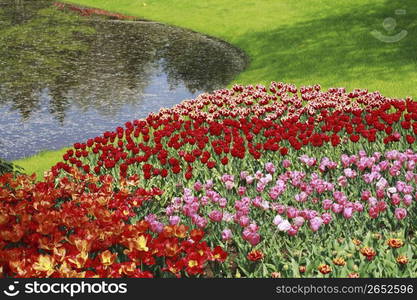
xmin=15 ymin=0 xmax=417 ymax=178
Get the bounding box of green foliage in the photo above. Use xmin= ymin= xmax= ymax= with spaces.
xmin=0 ymin=158 xmax=13 ymax=175
xmin=0 ymin=158 xmax=22 ymax=175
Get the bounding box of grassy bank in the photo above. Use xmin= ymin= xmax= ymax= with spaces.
xmin=15 ymin=0 xmax=417 ymax=177
xmin=64 ymin=0 xmax=417 ymax=97
xmin=13 ymin=148 xmax=68 ymax=179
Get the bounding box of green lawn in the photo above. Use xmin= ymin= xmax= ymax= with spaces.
xmin=13 ymin=148 xmax=68 ymax=179
xmin=63 ymin=0 xmax=417 ymax=97
xmin=14 ymin=0 xmax=417 ymax=177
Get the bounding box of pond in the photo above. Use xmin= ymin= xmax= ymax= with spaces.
xmin=0 ymin=0 xmax=247 ymax=161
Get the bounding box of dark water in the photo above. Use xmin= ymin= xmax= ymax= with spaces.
xmin=0 ymin=0 xmax=247 ymax=161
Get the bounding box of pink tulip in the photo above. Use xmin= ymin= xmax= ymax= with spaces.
xmin=255 ymin=171 xmax=264 ymax=180
xmin=295 ymin=192 xmax=308 ymax=203
xmin=169 ymin=215 xmax=180 ymax=225
xmin=333 ymin=191 xmax=346 ymax=203
xmin=287 ymin=225 xmax=299 ymax=236
xmin=246 ymin=233 xmax=261 ymax=246
xmin=344 ymin=168 xmax=357 ymax=178
xmin=276 ymin=204 xmax=286 ymax=214
xmin=204 ymin=180 xmax=214 ymax=190
xmin=373 ymin=152 xmax=382 ymax=161
xmin=242 ymin=229 xmax=260 ymax=246
xmin=282 ymin=159 xmax=291 ymax=168
xmin=256 ymin=182 xmax=266 ymax=193
xmin=273 ymin=215 xmax=283 ymax=226
xmin=293 ymin=216 xmax=305 ymax=227
xmin=240 ymin=171 xmax=249 ymax=180
xmin=378 ymin=160 xmax=389 ymax=171
xmin=322 ymin=199 xmax=333 ymax=210
xmin=321 ymin=213 xmax=332 ymax=224
xmin=150 ymin=221 xmax=164 ymax=233
xmin=395 ymin=208 xmax=407 ymax=220
xmin=406 ymin=161 xmax=416 ymax=170
xmin=221 ymin=174 xmax=234 ymax=183
xmin=247 ymin=223 xmax=259 ymax=232
xmin=265 ymin=162 xmax=276 ymax=174
xmin=252 ymin=196 xmax=263 ymax=207
xmin=361 ymin=190 xmax=371 ymax=201
xmin=376 ymin=189 xmax=385 ymax=199
xmin=396 ymin=181 xmax=406 ymax=193
xmin=331 ymin=203 xmax=343 ymax=214
xmin=194 ymin=181 xmax=203 ymax=191
xmin=353 ymin=202 xmax=364 ymax=212
xmin=341 ymin=154 xmax=350 ymax=167
xmin=200 ymin=196 xmax=210 ymax=206
xmin=338 ymin=176 xmax=348 ymax=187
xmin=405 ymin=171 xmax=415 ymax=181
xmin=260 ymin=200 xmax=270 ymax=210
xmin=403 ymin=195 xmax=413 ymax=206
xmin=368 ymin=206 xmax=379 ymax=219
xmin=238 ymin=186 xmax=246 ymax=196
xmin=245 ymin=175 xmax=255 ymax=184
xmin=286 ymin=207 xmax=298 ymax=218
xmin=377 ymin=201 xmax=387 ymax=212
xmin=222 ymin=212 xmax=234 ymax=222
xmin=238 ymin=215 xmax=250 ymax=227
xmin=221 ymin=228 xmax=233 ymax=241
xmin=387 ymin=187 xmax=397 ymax=194
xmin=209 ymin=210 xmax=223 ymax=222
xmin=343 ymin=207 xmax=353 ymax=219
xmin=218 ymin=197 xmax=227 ymax=208
xmin=277 ymin=220 xmax=292 ymax=232
xmin=165 ymin=206 xmax=175 ymax=216
xmin=368 ymin=197 xmax=378 ymax=207
xmin=376 ymin=177 xmax=388 ymax=190
xmin=390 ymin=193 xmax=401 ymax=206
xmin=194 ymin=216 xmax=208 ymax=228
xmin=309 ymin=217 xmax=323 ymax=232
xmin=386 ymin=150 xmax=399 ymax=160
xmin=403 ymin=184 xmax=413 ymax=194
xmin=389 ymin=167 xmax=401 ymax=177
xmin=304 ymin=210 xmax=318 ymax=220
xmin=225 ymin=181 xmax=234 ymax=190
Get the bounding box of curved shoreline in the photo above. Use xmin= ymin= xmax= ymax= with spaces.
xmin=12 ymin=1 xmax=250 ymax=177
xmin=56 ymin=1 xmax=250 ymax=72
xmin=60 ymin=0 xmax=417 ymax=100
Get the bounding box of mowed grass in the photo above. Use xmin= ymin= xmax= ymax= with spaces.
xmin=14 ymin=0 xmax=417 ymax=177
xmin=64 ymin=0 xmax=417 ymax=97
xmin=13 ymin=148 xmax=68 ymax=180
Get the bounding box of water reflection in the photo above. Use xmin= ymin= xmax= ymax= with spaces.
xmin=0 ymin=0 xmax=247 ymax=160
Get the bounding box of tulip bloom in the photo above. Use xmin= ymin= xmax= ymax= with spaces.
xmin=273 ymin=215 xmax=283 ymax=226
xmin=309 ymin=217 xmax=323 ymax=232
xmin=394 ymin=208 xmax=407 ymax=220
xmin=221 ymin=229 xmax=233 ymax=241
xmin=277 ymin=220 xmax=292 ymax=232
xmin=208 ymin=210 xmax=223 ymax=222
xmin=247 ymin=250 xmax=264 ymax=262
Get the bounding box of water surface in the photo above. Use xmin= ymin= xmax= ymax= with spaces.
xmin=0 ymin=0 xmax=247 ymax=160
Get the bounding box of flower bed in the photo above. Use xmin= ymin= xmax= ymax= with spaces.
xmin=0 ymin=171 xmax=227 ymax=278
xmin=1 ymin=82 xmax=417 ymax=277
